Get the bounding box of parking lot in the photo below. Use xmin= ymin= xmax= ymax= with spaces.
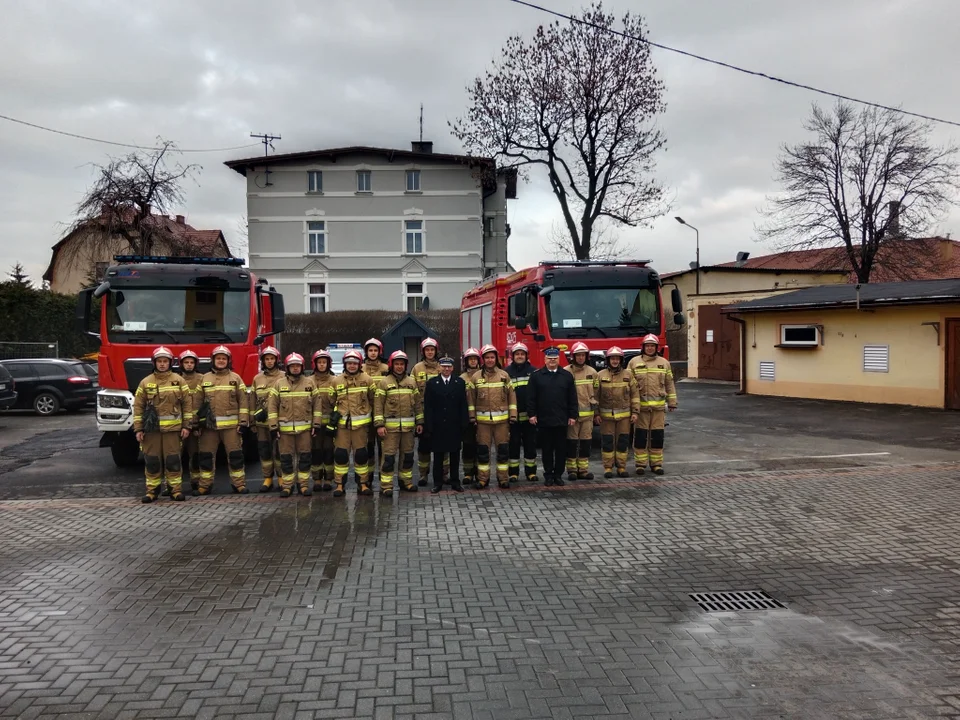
xmin=1 ymin=383 xmax=959 ymax=718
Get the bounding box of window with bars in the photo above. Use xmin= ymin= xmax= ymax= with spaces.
xmin=356 ymin=170 xmax=371 ymax=192
xmin=307 ymin=171 xmax=322 ymax=193
xmin=308 ymin=283 xmax=327 ymax=313
xmin=307 ymin=221 xmax=326 ymax=255
xmin=404 ymin=220 xmax=424 ymax=254
xmin=405 ymin=169 xmax=421 ymax=192
xmin=406 ymin=283 xmax=425 ymax=312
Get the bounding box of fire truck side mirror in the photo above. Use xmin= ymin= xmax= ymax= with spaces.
xmin=76 ymin=288 xmax=96 ymax=336
xmin=271 ymin=292 xmax=286 ymax=334
xmin=671 ymin=287 xmax=683 ymax=314
xmin=673 ymin=312 xmax=685 ymax=327
xmin=515 ymin=315 xmax=528 ymax=330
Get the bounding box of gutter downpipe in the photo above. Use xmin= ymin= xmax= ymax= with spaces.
xmin=727 ymin=312 xmax=748 ymax=396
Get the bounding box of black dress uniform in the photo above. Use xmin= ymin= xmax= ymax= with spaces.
xmin=423 ymin=358 xmax=469 ymax=492
xmin=527 ymin=348 xmax=578 ymax=486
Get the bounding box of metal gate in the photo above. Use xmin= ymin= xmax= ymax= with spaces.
xmin=0 ymin=341 xmax=60 ymax=360
xmin=697 ymin=305 xmax=740 ymax=382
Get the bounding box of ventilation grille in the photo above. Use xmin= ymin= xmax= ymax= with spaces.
xmin=690 ymin=590 xmax=785 ymax=612
xmin=863 ymin=345 xmax=889 ymax=373
xmin=759 ymin=361 xmax=775 ymax=380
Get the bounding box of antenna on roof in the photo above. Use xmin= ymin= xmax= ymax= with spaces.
xmin=419 ymin=104 xmax=423 ymax=143
xmin=250 ymin=132 xmax=281 ymax=187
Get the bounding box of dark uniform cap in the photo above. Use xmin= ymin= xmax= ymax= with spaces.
xmin=439 ymin=356 xmax=454 ymax=366
xmin=543 ymin=347 xmax=561 ymax=357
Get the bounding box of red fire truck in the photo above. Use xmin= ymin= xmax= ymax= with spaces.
xmin=460 ymin=260 xmax=684 ymax=368
xmin=76 ymin=255 xmax=285 ymax=467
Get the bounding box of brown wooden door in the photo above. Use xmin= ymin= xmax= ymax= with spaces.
xmin=698 ymin=304 xmax=740 ymax=382
xmin=946 ymin=319 xmax=960 ymax=409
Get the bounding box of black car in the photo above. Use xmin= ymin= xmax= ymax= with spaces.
xmin=0 ymin=363 xmax=16 ymax=410
xmin=0 ymin=359 xmax=98 ymax=415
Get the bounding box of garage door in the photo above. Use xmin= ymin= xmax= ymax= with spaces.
xmin=698 ymin=304 xmax=740 ymax=382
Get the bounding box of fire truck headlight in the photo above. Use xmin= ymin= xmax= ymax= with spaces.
xmin=99 ymin=395 xmax=130 ymax=409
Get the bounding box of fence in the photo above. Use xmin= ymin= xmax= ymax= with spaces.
xmin=0 ymin=341 xmax=60 ymax=360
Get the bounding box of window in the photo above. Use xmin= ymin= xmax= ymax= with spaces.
xmin=863 ymin=345 xmax=889 ymax=373
xmin=308 ymin=284 xmax=327 ymax=313
xmin=357 ymin=170 xmax=371 ymax=193
xmin=94 ymin=262 xmax=108 ymax=283
xmin=405 ymin=169 xmax=421 ymax=192
xmin=779 ymin=324 xmax=820 ymax=347
xmin=307 ymin=171 xmax=322 ymax=193
xmin=307 ymin=221 xmax=326 ymax=255
xmin=404 ymin=220 xmax=424 ymax=254
xmin=406 ymin=283 xmax=425 ymax=312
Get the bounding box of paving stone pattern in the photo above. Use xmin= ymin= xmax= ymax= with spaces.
xmin=1 ymin=462 xmax=959 ymax=718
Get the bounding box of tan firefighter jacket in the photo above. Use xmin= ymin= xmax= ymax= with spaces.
xmin=374 ymin=373 xmax=423 ymax=433
xmin=627 ymin=354 xmax=678 ymax=411
xmin=332 ymin=371 xmax=376 ymax=429
xmin=133 ymin=370 xmax=187 ymax=434
xmin=363 ymin=358 xmax=389 ymax=378
xmin=178 ymin=370 xmax=203 ymax=426
xmin=468 ymin=367 xmax=517 ymax=424
xmin=267 ymin=372 xmax=319 ymax=434
xmin=197 ymin=368 xmax=249 ymax=429
xmin=250 ymin=367 xmax=282 ymax=428
xmin=564 ymin=362 xmax=599 ymax=420
xmin=313 ymin=370 xmax=337 ymax=427
xmin=460 ymin=368 xmax=479 ymax=391
xmin=412 ymin=359 xmax=440 ymax=393
xmin=594 ymin=367 xmax=638 ymax=420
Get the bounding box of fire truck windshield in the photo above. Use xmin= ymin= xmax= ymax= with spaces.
xmin=545 ymin=287 xmax=660 ymax=338
xmin=105 ymin=287 xmax=250 ymax=342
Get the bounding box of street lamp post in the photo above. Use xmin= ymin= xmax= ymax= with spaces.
xmin=675 ymin=217 xmax=700 ymax=295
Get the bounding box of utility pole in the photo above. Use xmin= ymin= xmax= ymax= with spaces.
xmin=419 ymin=104 xmax=423 ymax=143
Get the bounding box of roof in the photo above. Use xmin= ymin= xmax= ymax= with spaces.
xmin=224 ymin=145 xmax=495 ymax=176
xmin=724 ymin=278 xmax=960 ymax=313
xmin=44 ymin=210 xmax=230 ymax=282
xmin=664 ymin=238 xmax=960 ymax=283
xmin=382 ymin=313 xmax=436 ymax=339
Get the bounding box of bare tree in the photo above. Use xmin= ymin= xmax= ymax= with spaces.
xmin=760 ymin=101 xmax=960 ymax=283
xmin=7 ymin=263 xmax=31 ymax=288
xmin=544 ymin=217 xmax=625 ymax=261
xmin=64 ymin=139 xmax=200 ymax=265
xmin=231 ymin=214 xmax=249 ymax=262
xmin=452 ymin=2 xmax=668 ymax=261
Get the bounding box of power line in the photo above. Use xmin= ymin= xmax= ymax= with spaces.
xmin=508 ymin=0 xmax=960 ymax=129
xmin=0 ymin=113 xmax=261 ymax=153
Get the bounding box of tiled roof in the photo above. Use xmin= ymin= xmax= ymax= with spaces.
xmin=725 ymin=278 xmax=960 ymax=312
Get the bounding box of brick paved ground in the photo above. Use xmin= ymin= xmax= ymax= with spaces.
xmin=1 ymin=460 xmax=959 ymax=719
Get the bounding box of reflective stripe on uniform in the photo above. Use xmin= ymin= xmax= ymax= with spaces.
xmin=599 ymin=407 xmax=632 ymax=419
xmin=279 ymin=421 xmax=313 ymax=433
xmin=476 ymin=410 xmax=509 ymax=423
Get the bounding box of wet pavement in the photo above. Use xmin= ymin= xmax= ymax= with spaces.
xmin=1 ymin=387 xmax=959 ymax=718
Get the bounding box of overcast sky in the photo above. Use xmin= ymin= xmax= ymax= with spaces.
xmin=2 ymin=0 xmax=958 ymax=285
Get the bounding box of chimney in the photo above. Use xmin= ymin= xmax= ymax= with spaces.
xmin=735 ymin=251 xmax=750 ymax=268
xmin=176 ymin=214 xmax=185 ymax=225
xmin=886 ymin=200 xmax=901 ymax=237
xmin=411 ymin=141 xmax=433 ymax=154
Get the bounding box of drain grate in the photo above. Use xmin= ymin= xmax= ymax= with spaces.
xmin=690 ymin=590 xmax=785 ymax=612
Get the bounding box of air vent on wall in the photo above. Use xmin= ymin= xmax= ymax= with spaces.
xmin=759 ymin=361 xmax=775 ymax=380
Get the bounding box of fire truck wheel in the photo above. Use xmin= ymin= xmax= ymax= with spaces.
xmin=111 ymin=432 xmax=141 ymax=468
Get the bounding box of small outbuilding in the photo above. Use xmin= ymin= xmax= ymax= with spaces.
xmin=724 ymin=279 xmax=960 ymax=409
xmin=381 ymin=313 xmax=437 ymax=361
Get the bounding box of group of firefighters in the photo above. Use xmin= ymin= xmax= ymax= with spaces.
xmin=131 ymin=334 xmax=677 ymax=503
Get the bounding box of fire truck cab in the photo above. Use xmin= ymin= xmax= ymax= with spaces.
xmin=460 ymin=260 xmax=684 ymax=368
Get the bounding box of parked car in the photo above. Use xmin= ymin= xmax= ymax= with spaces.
xmin=0 ymin=363 xmax=17 ymax=411
xmin=0 ymin=358 xmax=98 ymax=415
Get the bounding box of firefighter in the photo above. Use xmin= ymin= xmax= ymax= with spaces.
xmin=563 ymin=342 xmax=598 ymax=481
xmin=628 ymin=333 xmax=678 ymax=476
xmin=594 ymin=346 xmax=638 ymax=479
xmin=468 ymin=344 xmax=517 ymax=489
xmin=194 ymin=345 xmax=250 ymax=495
xmin=412 ymin=337 xmax=445 ymax=485
xmin=268 ymin=353 xmax=319 ymax=497
xmin=133 ymin=346 xmax=191 ymax=503
xmin=177 ymin=349 xmax=202 ymax=492
xmin=251 ymin=346 xmax=283 ymax=492
xmin=506 ymin=342 xmax=538 ymax=483
xmin=459 ymin=347 xmax=481 ymax=485
xmin=374 ymin=350 xmax=423 ymax=496
xmin=329 ymin=348 xmax=377 ymax=496
xmin=311 ymin=349 xmax=337 ymax=492
xmin=362 ymin=338 xmax=389 ymax=480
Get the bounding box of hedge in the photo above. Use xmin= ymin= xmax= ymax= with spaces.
xmin=0 ymin=282 xmax=98 ymax=359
